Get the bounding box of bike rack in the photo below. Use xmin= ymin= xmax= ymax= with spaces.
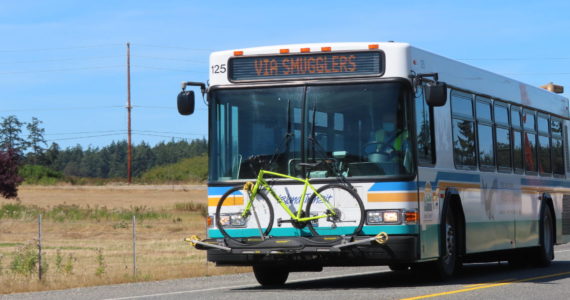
xmin=333 ymin=232 xmax=389 ymax=249
xmin=185 ymin=235 xmax=231 ymax=252
xmin=185 ymin=232 xmax=389 ymax=252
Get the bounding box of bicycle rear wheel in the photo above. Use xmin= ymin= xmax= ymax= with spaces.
xmin=305 ymin=184 xmax=365 ymax=236
xmin=215 ymin=186 xmax=274 ymax=244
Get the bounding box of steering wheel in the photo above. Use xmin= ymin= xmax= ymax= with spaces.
xmin=362 ymin=141 xmax=394 ymax=156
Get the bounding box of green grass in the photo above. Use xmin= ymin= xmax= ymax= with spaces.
xmin=0 ymin=203 xmax=170 ymax=222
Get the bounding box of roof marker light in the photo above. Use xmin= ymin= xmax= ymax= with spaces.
xmin=368 ymin=44 xmax=379 ymax=50
xmin=300 ymin=47 xmax=310 ymax=53
xmin=321 ymin=46 xmax=331 ymax=52
xmin=280 ymin=49 xmax=290 ymax=54
xmin=233 ymin=50 xmax=243 ymax=56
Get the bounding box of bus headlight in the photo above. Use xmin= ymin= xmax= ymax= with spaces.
xmin=367 ymin=211 xmax=383 ymax=224
xmin=218 ymin=214 xmax=247 ymax=227
xmin=366 ymin=210 xmax=401 ymax=224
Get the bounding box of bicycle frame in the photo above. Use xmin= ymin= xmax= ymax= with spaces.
xmin=242 ymin=170 xmax=337 ymax=222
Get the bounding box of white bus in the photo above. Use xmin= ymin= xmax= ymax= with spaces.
xmin=178 ymin=42 xmax=570 ymax=286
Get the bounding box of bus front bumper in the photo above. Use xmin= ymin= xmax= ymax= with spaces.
xmin=196 ymin=235 xmax=418 ymax=266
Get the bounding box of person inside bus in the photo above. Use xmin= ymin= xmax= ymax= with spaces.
xmin=367 ymin=113 xmax=410 ymax=174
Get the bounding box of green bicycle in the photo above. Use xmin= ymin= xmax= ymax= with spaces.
xmin=215 ymin=161 xmax=365 ymax=244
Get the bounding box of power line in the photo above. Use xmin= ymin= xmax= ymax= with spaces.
xmin=46 ymin=133 xmax=127 ymax=141
xmin=135 ymin=44 xmax=214 ymax=52
xmin=0 ymin=65 xmax=123 ymax=75
xmin=45 ymin=130 xmax=126 ymax=136
xmin=0 ymin=44 xmax=123 ymax=53
xmin=132 ymin=65 xmax=202 ymax=72
xmin=0 ymin=106 xmax=123 ymax=112
xmin=458 ymin=57 xmax=570 ymax=61
xmin=0 ymin=55 xmax=123 ymax=65
xmin=133 ymin=130 xmax=205 ymax=135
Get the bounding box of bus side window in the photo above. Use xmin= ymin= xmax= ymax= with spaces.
xmin=451 ymin=90 xmax=477 ymax=169
xmin=414 ymin=86 xmax=435 ymax=165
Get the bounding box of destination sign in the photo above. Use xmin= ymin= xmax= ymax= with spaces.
xmin=229 ymin=51 xmax=383 ymax=81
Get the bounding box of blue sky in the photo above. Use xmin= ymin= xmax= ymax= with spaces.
xmin=1 ymin=0 xmax=570 ymax=149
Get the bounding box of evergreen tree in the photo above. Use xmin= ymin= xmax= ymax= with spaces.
xmin=0 ymin=115 xmax=27 ymax=154
xmin=25 ymin=117 xmax=47 ymax=164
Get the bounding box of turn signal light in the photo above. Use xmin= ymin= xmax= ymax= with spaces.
xmin=405 ymin=211 xmax=419 ymax=224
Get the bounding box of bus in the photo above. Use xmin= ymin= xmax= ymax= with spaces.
xmin=177 ymin=42 xmax=570 ymax=286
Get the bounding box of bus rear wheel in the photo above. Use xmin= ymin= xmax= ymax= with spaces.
xmin=252 ymin=265 xmax=289 ymax=287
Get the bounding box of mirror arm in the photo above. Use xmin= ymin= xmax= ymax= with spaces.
xmin=413 ymin=73 xmax=439 ymax=84
xmin=181 ymin=81 xmax=207 ymax=96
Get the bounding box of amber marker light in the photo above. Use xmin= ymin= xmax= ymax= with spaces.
xmin=233 ymin=50 xmax=243 ymax=56
xmin=405 ymin=211 xmax=419 ymax=224
xmin=321 ymin=46 xmax=332 ymax=52
xmin=368 ymin=44 xmax=379 ymax=50
xmin=280 ymin=48 xmax=290 ymax=54
xmin=300 ymin=47 xmax=310 ymax=53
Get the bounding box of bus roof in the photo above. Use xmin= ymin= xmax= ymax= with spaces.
xmin=209 ymin=42 xmax=569 ymax=118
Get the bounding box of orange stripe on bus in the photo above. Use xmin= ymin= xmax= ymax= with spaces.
xmin=367 ymin=192 xmax=417 ymax=202
xmin=208 ymin=196 xmax=244 ymax=206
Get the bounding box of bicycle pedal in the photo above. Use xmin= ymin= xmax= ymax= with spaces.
xmin=277 ymin=218 xmax=293 ymax=227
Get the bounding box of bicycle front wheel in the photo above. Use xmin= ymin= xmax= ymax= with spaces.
xmin=305 ymin=184 xmax=365 ymax=236
xmin=215 ymin=186 xmax=274 ymax=244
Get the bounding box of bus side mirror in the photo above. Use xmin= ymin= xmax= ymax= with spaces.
xmin=425 ymin=81 xmax=447 ymax=107
xmin=177 ymin=90 xmax=195 ymax=115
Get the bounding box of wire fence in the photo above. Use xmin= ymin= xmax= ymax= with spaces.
xmin=0 ymin=213 xmax=244 ymax=294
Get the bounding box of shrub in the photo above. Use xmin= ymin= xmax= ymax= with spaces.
xmin=0 ymin=149 xmax=23 ymax=198
xmin=139 ymin=155 xmax=208 ymax=183
xmin=19 ymin=164 xmax=64 ymax=185
xmin=9 ymin=242 xmax=38 ymax=276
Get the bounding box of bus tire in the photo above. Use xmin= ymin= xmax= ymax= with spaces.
xmin=435 ymin=203 xmax=460 ymax=278
xmin=534 ymin=205 xmax=555 ymax=267
xmin=389 ymin=264 xmax=410 ymax=272
xmin=253 ymin=265 xmax=289 ymax=287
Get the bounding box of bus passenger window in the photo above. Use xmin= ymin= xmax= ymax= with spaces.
xmin=451 ymin=90 xmax=476 ymax=169
xmin=523 ymin=110 xmax=537 ymax=173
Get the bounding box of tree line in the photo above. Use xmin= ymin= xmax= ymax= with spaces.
xmin=0 ymin=115 xmax=207 ymax=179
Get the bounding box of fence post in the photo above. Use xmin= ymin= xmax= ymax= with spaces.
xmin=132 ymin=215 xmax=136 ymax=277
xmin=38 ymin=214 xmax=42 ymax=281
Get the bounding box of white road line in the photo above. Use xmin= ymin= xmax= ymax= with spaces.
xmin=102 ymin=269 xmax=386 ymax=300
xmin=101 ymin=250 xmax=570 ymax=300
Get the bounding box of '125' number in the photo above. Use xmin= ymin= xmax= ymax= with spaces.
xmin=211 ymin=64 xmax=226 ymax=74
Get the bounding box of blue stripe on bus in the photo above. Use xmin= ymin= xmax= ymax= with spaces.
xmin=521 ymin=177 xmax=570 ymax=188
xmin=208 ymin=186 xmax=235 ymax=196
xmin=368 ymin=181 xmax=417 ymax=192
xmin=434 ymin=172 xmax=480 ymax=183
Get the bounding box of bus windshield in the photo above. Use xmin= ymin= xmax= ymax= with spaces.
xmin=209 ymin=82 xmax=413 ymax=181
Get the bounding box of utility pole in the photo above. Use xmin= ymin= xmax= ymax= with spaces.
xmin=127 ymin=42 xmax=132 ymax=184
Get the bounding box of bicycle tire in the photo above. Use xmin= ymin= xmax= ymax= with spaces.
xmin=215 ymin=186 xmax=274 ymax=244
xmin=305 ymin=184 xmax=365 ymax=237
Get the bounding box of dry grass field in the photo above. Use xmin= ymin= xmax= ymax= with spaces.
xmin=0 ymin=185 xmax=249 ymax=294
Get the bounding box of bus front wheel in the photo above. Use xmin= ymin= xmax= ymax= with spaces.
xmin=534 ymin=206 xmax=554 ymax=267
xmin=436 ymin=205 xmax=460 ymax=278
xmin=252 ymin=265 xmax=289 ymax=287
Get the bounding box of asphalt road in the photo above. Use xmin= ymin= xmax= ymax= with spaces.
xmin=3 ymin=243 xmax=570 ymax=300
